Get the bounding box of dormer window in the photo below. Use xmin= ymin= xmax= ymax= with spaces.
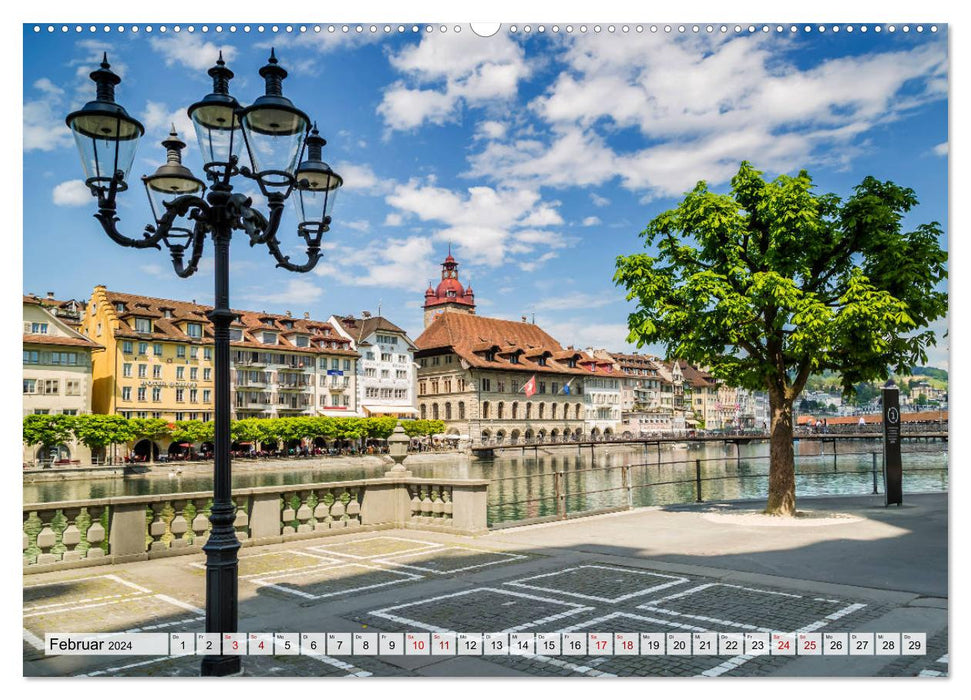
xmin=283 ymin=320 xmax=294 ymax=329
xmin=163 ymin=309 xmax=173 ymax=318
xmin=134 ymin=317 xmax=152 ymax=333
xmin=537 ymin=356 xmax=547 ymax=366
xmin=115 ymin=302 xmax=126 ymax=313
xmin=262 ymin=331 xmax=277 ymax=345
xmin=485 ymin=350 xmax=497 ymax=362
xmin=295 ymin=335 xmax=309 ymax=348
xmin=186 ymin=322 xmax=202 ymax=338
xmin=567 ymin=358 xmax=577 ymax=368
xmin=229 ymin=328 xmax=243 ymax=342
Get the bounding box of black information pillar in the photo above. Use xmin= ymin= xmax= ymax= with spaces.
xmin=882 ymin=384 xmax=903 ymax=506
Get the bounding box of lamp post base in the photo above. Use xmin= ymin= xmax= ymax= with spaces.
xmin=201 ymin=654 xmax=242 ymax=676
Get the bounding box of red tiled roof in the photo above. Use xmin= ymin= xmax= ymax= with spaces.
xmin=99 ymin=289 xmax=358 ymax=357
xmin=23 ymin=334 xmax=102 ymax=349
xmin=415 ymin=313 xmax=617 ymax=377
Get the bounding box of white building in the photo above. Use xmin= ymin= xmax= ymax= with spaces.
xmin=330 ymin=313 xmax=419 ymax=418
xmin=23 ymin=296 xmax=102 ymax=465
xmin=582 ymin=349 xmax=624 ymax=436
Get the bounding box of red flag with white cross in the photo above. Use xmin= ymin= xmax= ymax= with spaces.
xmin=522 ymin=375 xmax=537 ymax=397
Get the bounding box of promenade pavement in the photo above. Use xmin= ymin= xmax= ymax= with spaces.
xmin=23 ymin=493 xmax=947 ymax=678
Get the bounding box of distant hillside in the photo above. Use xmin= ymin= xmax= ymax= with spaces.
xmin=911 ymin=366 xmax=948 ymax=381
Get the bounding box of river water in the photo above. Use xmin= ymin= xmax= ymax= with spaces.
xmin=24 ymin=440 xmax=947 ymax=526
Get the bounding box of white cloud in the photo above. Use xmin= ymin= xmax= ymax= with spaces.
xmin=384 ymin=181 xmax=570 ymax=268
xmin=539 ymin=319 xmax=633 ymax=352
xmin=384 ymin=213 xmax=404 ymax=226
xmin=244 ymin=278 xmax=324 ymax=306
xmin=315 ymin=235 xmax=438 ymax=291
xmin=52 ymin=180 xmax=90 ymax=207
xmin=933 ymin=142 xmax=948 ymax=157
xmin=477 ymin=120 xmax=508 ymax=140
xmin=378 ymin=32 xmax=530 ymax=131
xmin=590 ymin=193 xmax=610 ymax=207
xmin=24 ymin=79 xmax=73 ymax=152
xmin=534 ymin=291 xmax=617 ymax=312
xmin=465 ymin=33 xmax=947 ymax=198
xmin=333 ymin=161 xmax=394 ymax=194
xmin=149 ymin=34 xmax=237 ymax=72
xmin=582 ymin=216 xmax=601 ymax=226
xmin=140 ymin=102 xmax=196 ymax=151
xmin=344 ymin=219 xmax=371 ymax=232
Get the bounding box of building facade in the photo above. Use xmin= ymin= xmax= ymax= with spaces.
xmin=80 ymin=287 xmax=359 ymax=455
xmin=330 ymin=314 xmax=418 ymax=418
xmin=23 ymin=296 xmax=102 ymax=464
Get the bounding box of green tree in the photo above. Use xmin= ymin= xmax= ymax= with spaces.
xmin=615 ymin=162 xmax=947 ymax=515
xmin=128 ymin=418 xmax=171 ymax=462
xmin=402 ymin=419 xmax=446 ymax=437
xmin=23 ymin=414 xmax=76 ymax=464
xmin=71 ymin=414 xmax=136 ymax=464
xmin=171 ymin=420 xmax=210 ymax=445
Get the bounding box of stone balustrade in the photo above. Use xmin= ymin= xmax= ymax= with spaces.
xmin=23 ymin=475 xmax=488 ymax=573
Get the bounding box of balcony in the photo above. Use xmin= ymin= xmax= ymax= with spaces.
xmin=278 ymin=383 xmax=313 ymax=392
xmin=234 ymin=355 xmax=268 ymax=367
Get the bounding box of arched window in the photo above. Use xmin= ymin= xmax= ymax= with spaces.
xmin=551 ymin=403 xmax=557 ymax=420
xmin=420 ymin=404 xmax=427 ymax=420
xmin=445 ymin=402 xmax=452 ymax=420
xmin=525 ymin=402 xmax=532 ymax=419
xmin=497 ymin=401 xmax=504 ymax=419
xmin=482 ymin=401 xmax=490 ymax=419
xmin=512 ymin=402 xmax=519 ymax=419
xmin=575 ymin=403 xmax=581 ymax=420
xmin=458 ymin=401 xmax=465 ymax=420
xmin=432 ymin=403 xmax=439 ymax=420
xmin=539 ymin=403 xmax=545 ymax=419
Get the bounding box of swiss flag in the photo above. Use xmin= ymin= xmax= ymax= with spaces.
xmin=522 ymin=375 xmax=537 ymax=397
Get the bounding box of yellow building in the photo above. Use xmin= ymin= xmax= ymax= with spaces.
xmin=81 ymin=287 xmax=217 ymax=428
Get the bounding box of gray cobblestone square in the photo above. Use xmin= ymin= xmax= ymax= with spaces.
xmin=251 ymin=562 xmax=423 ymax=601
xmin=506 ymin=565 xmax=689 ymax=603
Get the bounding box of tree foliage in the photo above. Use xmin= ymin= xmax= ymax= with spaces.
xmin=23 ymin=414 xmax=76 ymax=449
xmin=70 ymin=414 xmax=136 ymax=449
xmin=615 ymin=162 xmax=947 ymax=513
xmin=401 ymin=419 xmax=447 ymax=437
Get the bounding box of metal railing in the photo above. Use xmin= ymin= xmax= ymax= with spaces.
xmin=487 ymin=447 xmax=948 ymax=527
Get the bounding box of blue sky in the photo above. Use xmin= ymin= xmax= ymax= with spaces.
xmin=22 ymin=24 xmax=949 ymax=366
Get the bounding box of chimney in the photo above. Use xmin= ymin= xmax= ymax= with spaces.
xmin=285 ymin=310 xmax=292 ymax=317
xmin=521 ymin=315 xmax=527 ymax=323
xmin=362 ymin=311 xmax=372 ymax=318
xmin=303 ymin=312 xmax=310 ymax=319
xmin=46 ymin=291 xmax=55 ymax=299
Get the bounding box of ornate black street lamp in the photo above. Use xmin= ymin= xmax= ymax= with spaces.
xmin=67 ymin=50 xmax=342 ymax=677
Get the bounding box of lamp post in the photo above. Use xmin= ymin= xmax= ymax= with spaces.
xmin=66 ymin=50 xmax=343 ymax=677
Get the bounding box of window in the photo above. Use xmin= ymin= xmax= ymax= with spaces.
xmin=432 ymin=356 xmax=440 ymax=366
xmin=203 ymin=368 xmax=211 ymax=381
xmin=539 ymin=382 xmax=547 ymax=394
xmin=204 ymin=347 xmax=212 ymax=360
xmin=115 ymin=302 xmax=125 ymax=312
xmin=190 ymin=368 xmax=198 ymax=380
xmin=365 ymin=352 xmax=374 ymax=360
xmin=262 ymin=332 xmax=277 ymax=345
xmin=176 ymin=345 xmax=186 ymax=358
xmin=176 ymin=389 xmax=185 ymax=402
xmin=229 ymin=329 xmax=243 ymax=342
xmin=138 ymin=342 xmax=148 ymax=355
xmin=134 ymin=317 xmax=152 ymax=333
xmin=123 ymin=363 xmax=132 ymax=377
xmin=329 ymin=358 xmax=338 ymax=370
xmin=381 ymin=369 xmax=390 ymax=379
xmin=186 ymin=322 xmax=202 ymax=338
xmin=23 ymin=379 xmax=36 ymax=394
xmin=163 ymin=309 xmax=173 ymax=318
xmin=123 ymin=340 xmax=133 ymax=354
xmin=481 ymin=402 xmax=489 ymax=419
xmin=138 ymin=364 xmax=147 ymax=378
xmin=153 ymin=365 xmax=162 ymax=378
xmin=176 ymin=366 xmax=185 ymax=379
xmin=152 ymin=387 xmax=161 ymax=402
xmin=153 ymin=343 xmax=163 ymax=356
xmin=190 ymin=389 xmax=198 ymax=403
xmin=175 ymin=412 xmax=185 ymax=421
xmin=431 ymin=379 xmax=439 ymax=394
xmin=419 ymin=381 xmax=426 ymax=396
xmin=458 ymin=378 xmax=465 ymax=391
xmin=34 ymin=409 xmax=50 ymax=415
xmin=295 ymin=336 xmax=309 ymax=348
xmin=66 ymin=379 xmax=81 ymax=396
xmin=190 ymin=347 xmax=198 ymax=359
xmin=62 ymin=409 xmax=78 ymax=416
xmin=481 ymin=378 xmax=491 ymax=392
xmin=420 ymin=404 xmax=427 ymax=419
xmin=365 ymin=368 xmax=376 ymax=378
xmin=496 ymin=380 xmax=505 ymax=393
xmin=381 ymin=353 xmax=392 ymax=362
xmin=203 ymin=389 xmax=211 ymax=403
xmin=23 ymin=350 xmax=39 ymax=364
xmin=50 ymin=352 xmax=79 ymax=365
xmin=343 ymin=359 xmax=351 ymax=371
xmin=397 ymin=370 xmax=408 ymax=379
xmin=31 ymin=322 xmax=48 ymax=334
xmin=458 ymin=401 xmax=465 ymax=419
xmin=122 ymin=386 xmax=132 ymax=401
xmin=366 ymin=387 xmax=379 ymax=398
xmin=398 ymin=354 xmax=407 ymax=363
xmin=137 ymin=387 xmax=146 ymax=401
xmin=432 ymin=403 xmax=440 ymax=420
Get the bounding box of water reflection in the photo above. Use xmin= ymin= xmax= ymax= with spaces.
xmin=24 ymin=441 xmax=948 ymax=528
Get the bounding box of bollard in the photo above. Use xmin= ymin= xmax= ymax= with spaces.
xmin=695 ymin=459 xmax=703 ymax=503
xmin=622 ymin=465 xmax=633 ymax=510
xmin=872 ymin=452 xmax=879 ymax=495
xmin=833 ymin=440 xmax=838 ymax=471
xmin=554 ymin=471 xmax=567 ymax=520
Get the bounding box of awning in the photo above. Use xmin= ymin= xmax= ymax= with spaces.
xmin=362 ymin=405 xmax=419 ymax=416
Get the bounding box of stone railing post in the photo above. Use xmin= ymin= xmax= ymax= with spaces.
xmin=249 ymin=491 xmax=283 ymax=543
xmin=109 ymin=502 xmax=149 ymax=563
xmin=449 ymin=481 xmax=489 ymax=534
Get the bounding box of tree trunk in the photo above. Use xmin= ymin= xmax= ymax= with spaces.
xmin=765 ymin=391 xmax=797 ymax=516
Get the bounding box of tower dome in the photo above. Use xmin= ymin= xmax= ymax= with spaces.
xmin=422 ymin=249 xmax=477 ymax=327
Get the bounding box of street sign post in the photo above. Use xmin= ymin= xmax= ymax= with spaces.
xmin=882 ymin=382 xmax=903 ymax=506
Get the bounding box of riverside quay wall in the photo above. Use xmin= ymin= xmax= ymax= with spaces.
xmin=23 ymin=475 xmax=488 ymax=573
